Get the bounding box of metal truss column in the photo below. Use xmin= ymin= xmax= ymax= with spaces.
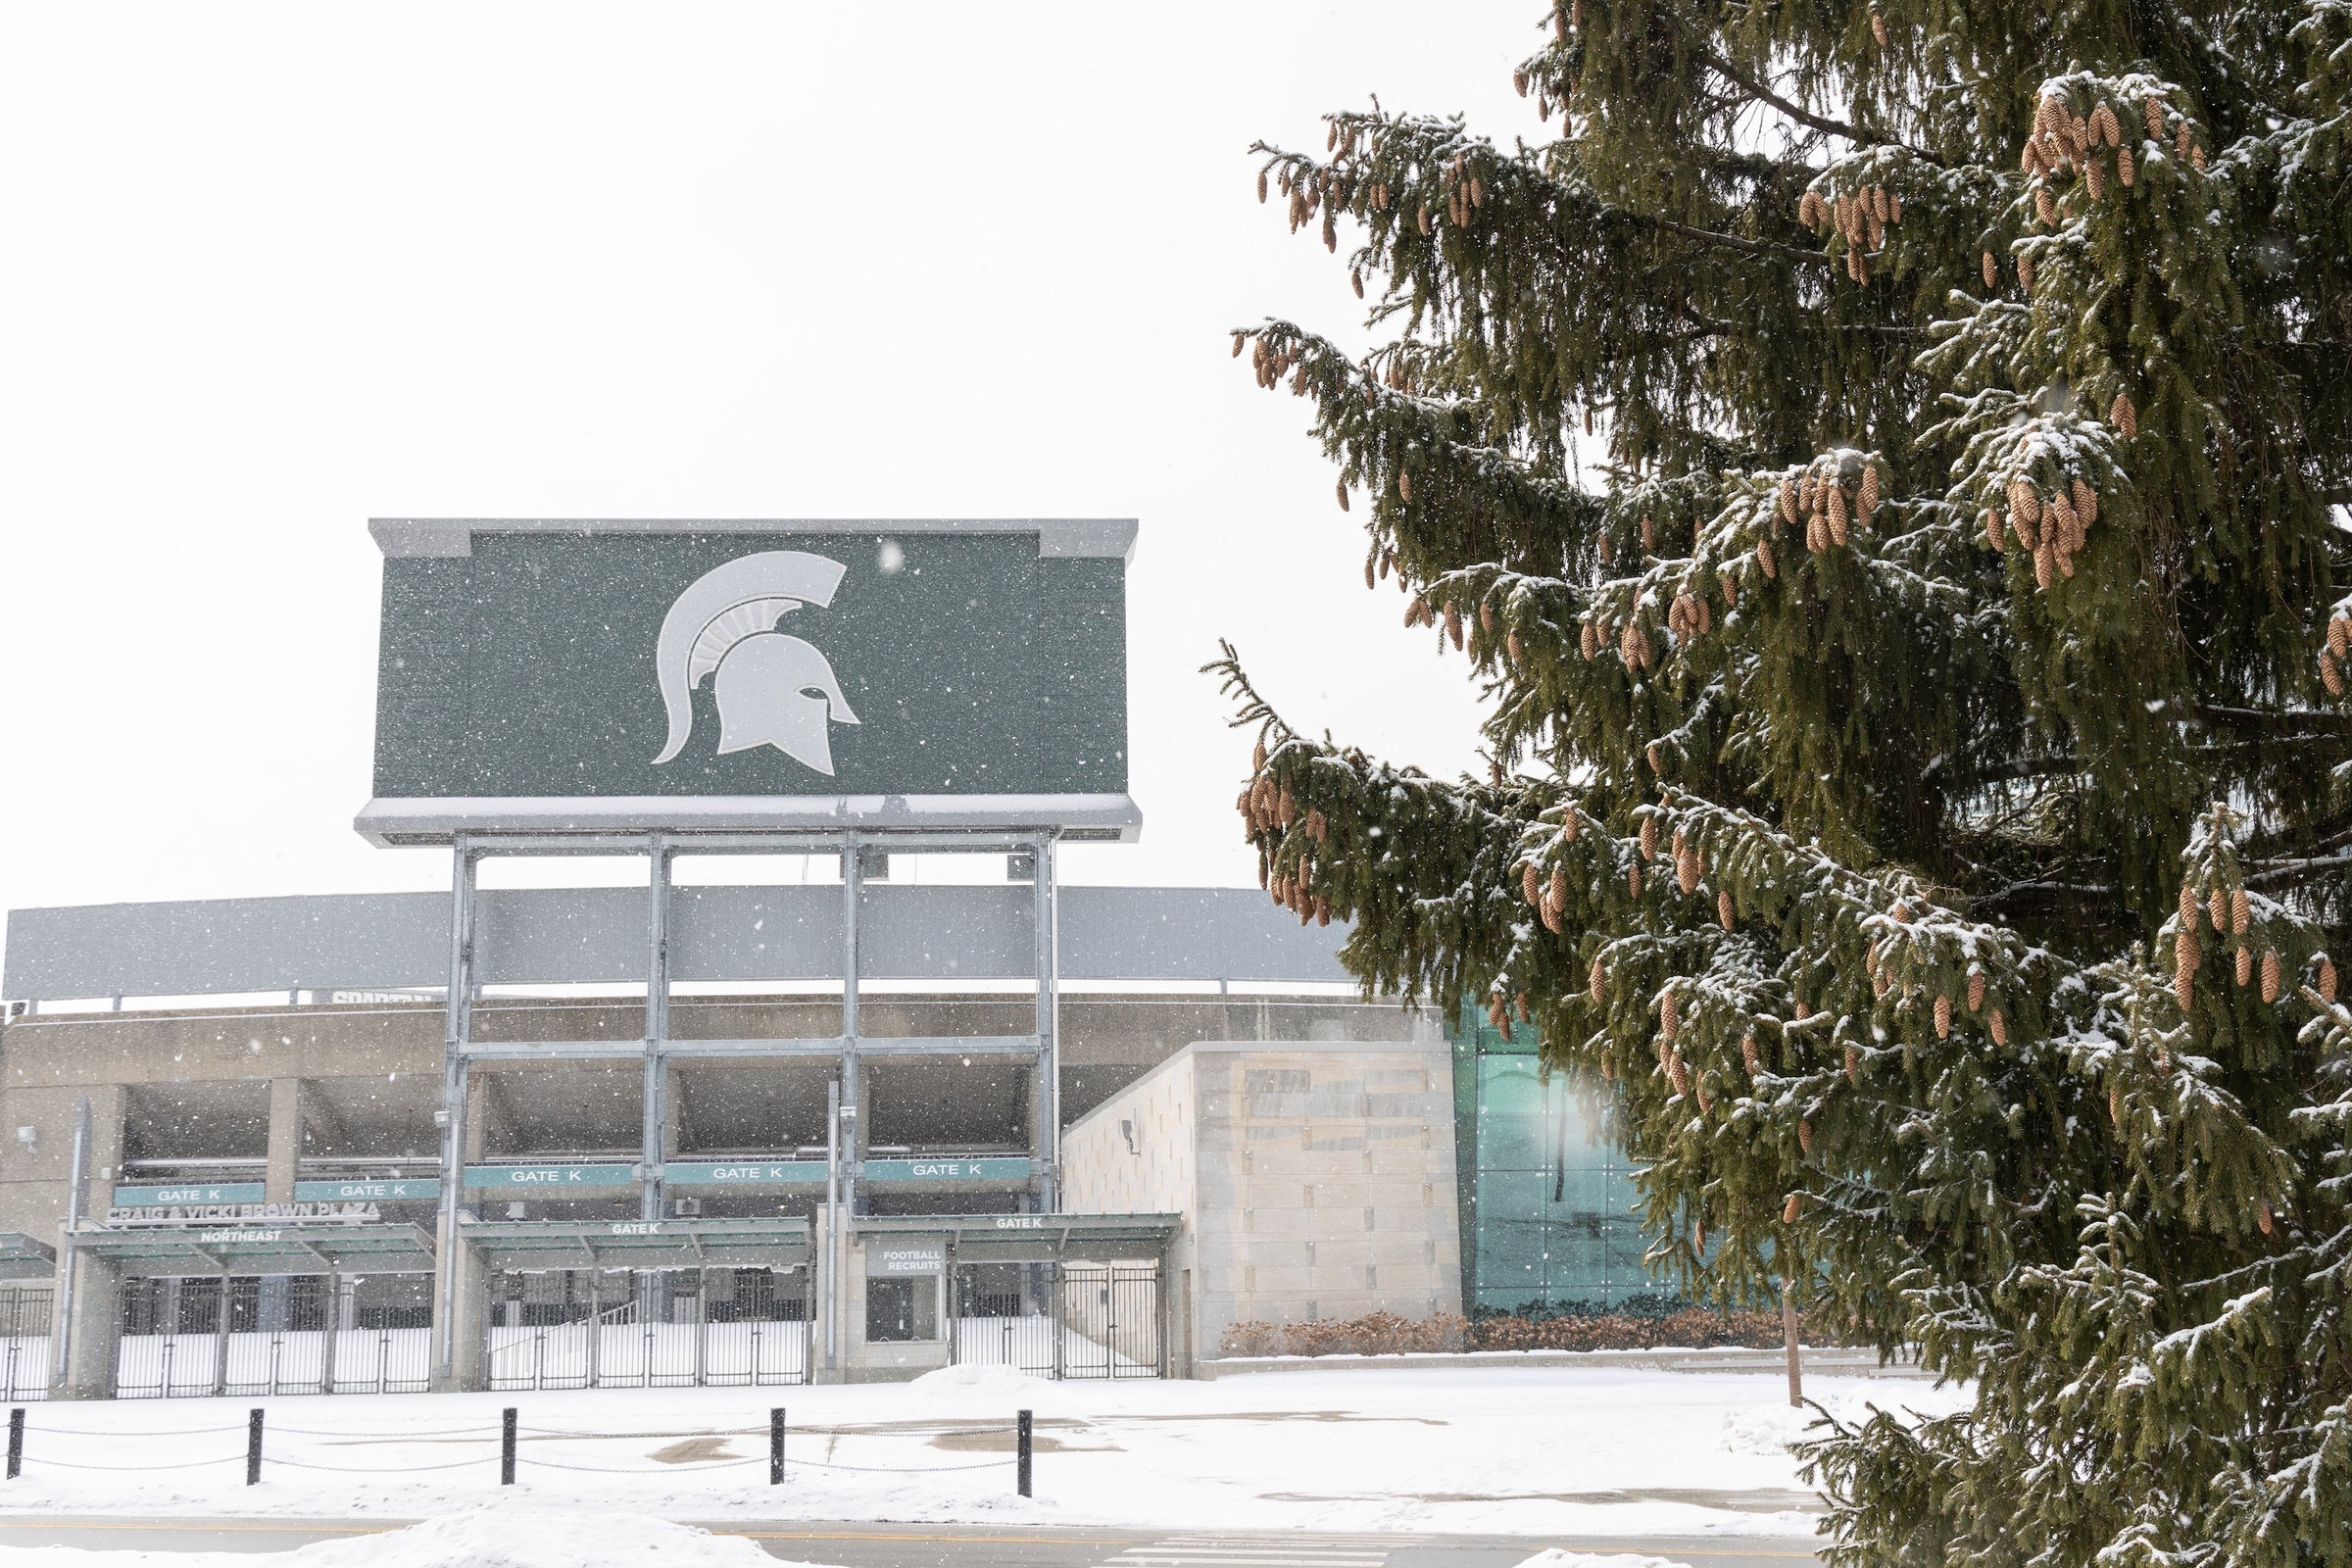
xmin=1032 ymin=832 xmax=1060 ymax=1213
xmin=643 ymin=834 xmax=672 ymax=1222
xmin=839 ymin=842 xmax=863 ymax=1218
xmin=432 ymin=840 xmax=479 ymax=1385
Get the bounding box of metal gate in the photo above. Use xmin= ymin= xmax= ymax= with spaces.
xmin=951 ymin=1260 xmax=1160 ymax=1379
xmin=116 ymin=1275 xmax=430 ymax=1398
xmin=484 ymin=1266 xmax=809 ymax=1391
xmin=0 ymin=1288 xmax=51 ymax=1401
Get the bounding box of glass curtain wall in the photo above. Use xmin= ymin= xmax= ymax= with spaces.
xmin=1451 ymin=1004 xmax=1677 ymax=1318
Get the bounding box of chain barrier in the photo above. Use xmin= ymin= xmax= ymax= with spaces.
xmin=22 ymin=1453 xmax=246 ymax=1472
xmin=2 ymin=1407 xmax=1037 ymax=1489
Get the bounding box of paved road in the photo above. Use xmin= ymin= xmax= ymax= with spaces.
xmin=0 ymin=1516 xmax=1822 ymax=1567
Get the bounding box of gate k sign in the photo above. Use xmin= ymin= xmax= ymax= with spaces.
xmin=651 ymin=551 xmax=859 ymax=776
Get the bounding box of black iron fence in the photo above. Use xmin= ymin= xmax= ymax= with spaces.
xmin=116 ymin=1276 xmax=430 ymax=1399
xmin=484 ymin=1266 xmax=810 ymax=1391
xmin=951 ymin=1260 xmax=1160 ymax=1379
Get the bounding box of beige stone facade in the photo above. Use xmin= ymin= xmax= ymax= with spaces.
xmin=1061 ymin=1036 xmax=1461 ymax=1369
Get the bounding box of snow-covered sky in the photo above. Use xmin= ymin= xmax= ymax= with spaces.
xmin=0 ymin=3 xmax=1545 ymax=913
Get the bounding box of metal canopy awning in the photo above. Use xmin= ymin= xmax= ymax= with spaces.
xmin=0 ymin=1233 xmax=55 ymax=1281
xmin=461 ymin=1216 xmax=811 ymax=1272
xmin=859 ymin=1212 xmax=1179 ymax=1263
xmin=69 ymin=1223 xmax=436 ymax=1279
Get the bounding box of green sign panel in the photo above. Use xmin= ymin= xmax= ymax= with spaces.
xmin=113 ymin=1182 xmax=266 ymax=1207
xmin=294 ymin=1178 xmax=440 ymax=1202
xmin=662 ymin=1160 xmax=827 ymax=1187
xmin=862 ymin=1157 xmax=1031 ymax=1184
xmin=361 ymin=521 xmax=1135 ymax=841
xmin=463 ymin=1163 xmax=637 ymax=1190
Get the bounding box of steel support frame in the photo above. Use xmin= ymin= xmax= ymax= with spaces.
xmin=431 ymin=824 xmax=1065 ymax=1391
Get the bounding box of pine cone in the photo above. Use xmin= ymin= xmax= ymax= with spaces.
xmin=1719 ymin=890 xmax=1736 ymax=930
xmin=1742 ymin=1034 xmax=1761 ymax=1075
xmin=1661 ymin=989 xmax=1680 ymax=1040
xmin=2323 ymin=649 xmax=2344 ymax=696
xmin=2072 ymin=478 xmax=2098 ymax=527
xmin=2210 ymin=888 xmax=2229 ymax=932
xmin=1627 ymin=863 xmax=1642 ymax=899
xmin=2034 ymin=540 xmax=2054 ymax=590
xmin=2179 ymin=882 xmax=2198 ymax=924
xmin=1666 ymin=1053 xmax=1689 ymax=1096
xmin=1640 ymin=817 xmax=1658 ymax=860
xmin=2329 ymin=615 xmax=2350 ymax=659
xmin=1445 ymin=603 xmax=1464 ymax=651
xmin=1563 ymin=804 xmax=1581 ymax=842
xmin=2230 ymin=887 xmax=2250 ymax=935
xmin=1581 ymin=620 xmax=1598 ymax=661
xmin=2092 ymin=102 xmax=2119 ymax=146
xmin=1522 ymin=862 xmax=1542 ymax=906
xmin=2145 ymin=97 xmax=2165 ymax=142
xmin=2018 ymin=249 xmax=2035 ymax=295
xmin=2258 ymin=1200 xmax=2274 ymax=1238
xmin=2117 ymin=144 xmax=2134 ymax=187
xmin=1549 ymin=865 xmax=1567 ymax=912
xmin=1985 ymin=509 xmax=2007 ymax=551
xmin=2085 ymin=161 xmax=2104 ymax=201
xmin=1757 ymin=537 xmax=1779 ymax=578
xmin=1646 ymin=741 xmax=1664 ymax=775
xmin=1844 ymin=1044 xmax=1861 ymax=1085
xmin=1590 ymin=956 xmax=1606 ymax=1004
xmin=2234 ymin=945 xmax=2253 ymax=987
xmin=1783 ymin=1193 xmax=1803 ymax=1224
xmin=2035 ymin=186 xmax=2056 ymax=226
xmin=2261 ymin=950 xmax=2280 ymax=1004
xmin=1935 ymin=994 xmax=1952 ymax=1039
xmin=1778 ymin=478 xmax=1798 ymax=525
xmin=1989 ymin=1008 xmax=2009 ymax=1048
xmin=1799 ymin=189 xmax=1823 ymax=227
xmin=1798 ymin=1118 xmax=1814 ymax=1154
xmin=1807 ymin=513 xmax=1828 ymax=554
xmin=1870 ymin=9 xmax=1888 ymax=47
xmin=1828 ymin=485 xmax=1850 ymax=543
xmin=1968 ymin=970 xmax=1987 ymax=1012
xmin=2192 ymin=143 xmax=2206 ymax=172
xmin=2110 ymin=1083 xmax=2122 ymax=1127
xmin=1679 ymin=847 xmax=1701 ymax=896
xmin=2110 ymin=391 xmax=2138 ymax=438
xmin=1983 ymin=251 xmax=1998 ymax=289
xmin=1858 ymin=464 xmax=1881 ymax=518
xmin=1641 ymin=514 xmax=1656 ymax=554
xmin=2322 ymin=957 xmax=2338 ymax=1004
xmin=1720 ymin=571 xmax=1739 ymax=608
xmin=1399 ymin=469 xmax=1413 ymax=501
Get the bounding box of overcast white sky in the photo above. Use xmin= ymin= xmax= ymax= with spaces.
xmin=0 ymin=2 xmax=1546 ymax=914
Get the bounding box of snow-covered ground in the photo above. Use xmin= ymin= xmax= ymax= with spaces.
xmin=0 ymin=1510 xmax=825 ymax=1568
xmin=0 ymin=1362 xmax=1970 ymax=1541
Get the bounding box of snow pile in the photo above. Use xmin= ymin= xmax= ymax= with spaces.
xmin=1719 ymin=1402 xmax=1818 ymax=1455
xmin=907 ymin=1362 xmax=1049 ymax=1397
xmin=0 ymin=1511 xmax=840 ymax=1568
xmin=1512 ymin=1553 xmax=1691 ymax=1568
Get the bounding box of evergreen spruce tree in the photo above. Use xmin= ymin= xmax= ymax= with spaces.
xmin=1216 ymin=4 xmax=2352 ymax=1562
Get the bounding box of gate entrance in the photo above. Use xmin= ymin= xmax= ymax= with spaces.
xmin=116 ymin=1274 xmax=430 ymax=1398
xmin=0 ymin=1286 xmax=50 ymax=1402
xmin=484 ymin=1265 xmax=808 ymax=1391
xmin=951 ymin=1260 xmax=1162 ymax=1379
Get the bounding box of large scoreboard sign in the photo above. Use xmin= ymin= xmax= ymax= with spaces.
xmin=357 ymin=519 xmax=1136 ymax=844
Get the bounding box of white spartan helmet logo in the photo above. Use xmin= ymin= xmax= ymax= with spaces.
xmin=652 ymin=551 xmax=860 ymax=775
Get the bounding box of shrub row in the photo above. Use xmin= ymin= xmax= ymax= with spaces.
xmin=1218 ymin=1305 xmax=1843 ymax=1357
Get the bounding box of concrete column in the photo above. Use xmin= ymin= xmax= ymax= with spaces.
xmin=50 ymin=1250 xmax=120 ymax=1400
xmin=266 ymin=1078 xmax=306 ymax=1204
xmin=811 ymin=1202 xmax=841 ymax=1384
xmin=429 ymin=1072 xmax=490 ymax=1393
xmin=83 ymin=1084 xmax=127 ymax=1216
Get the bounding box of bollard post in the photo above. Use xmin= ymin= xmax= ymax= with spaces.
xmin=246 ymin=1409 xmax=264 ymax=1487
xmin=769 ymin=1407 xmax=785 ymax=1486
xmin=1015 ymin=1408 xmax=1032 ymax=1498
xmin=7 ymin=1408 xmax=22 ymax=1480
xmin=501 ymin=1406 xmax=517 ymax=1485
